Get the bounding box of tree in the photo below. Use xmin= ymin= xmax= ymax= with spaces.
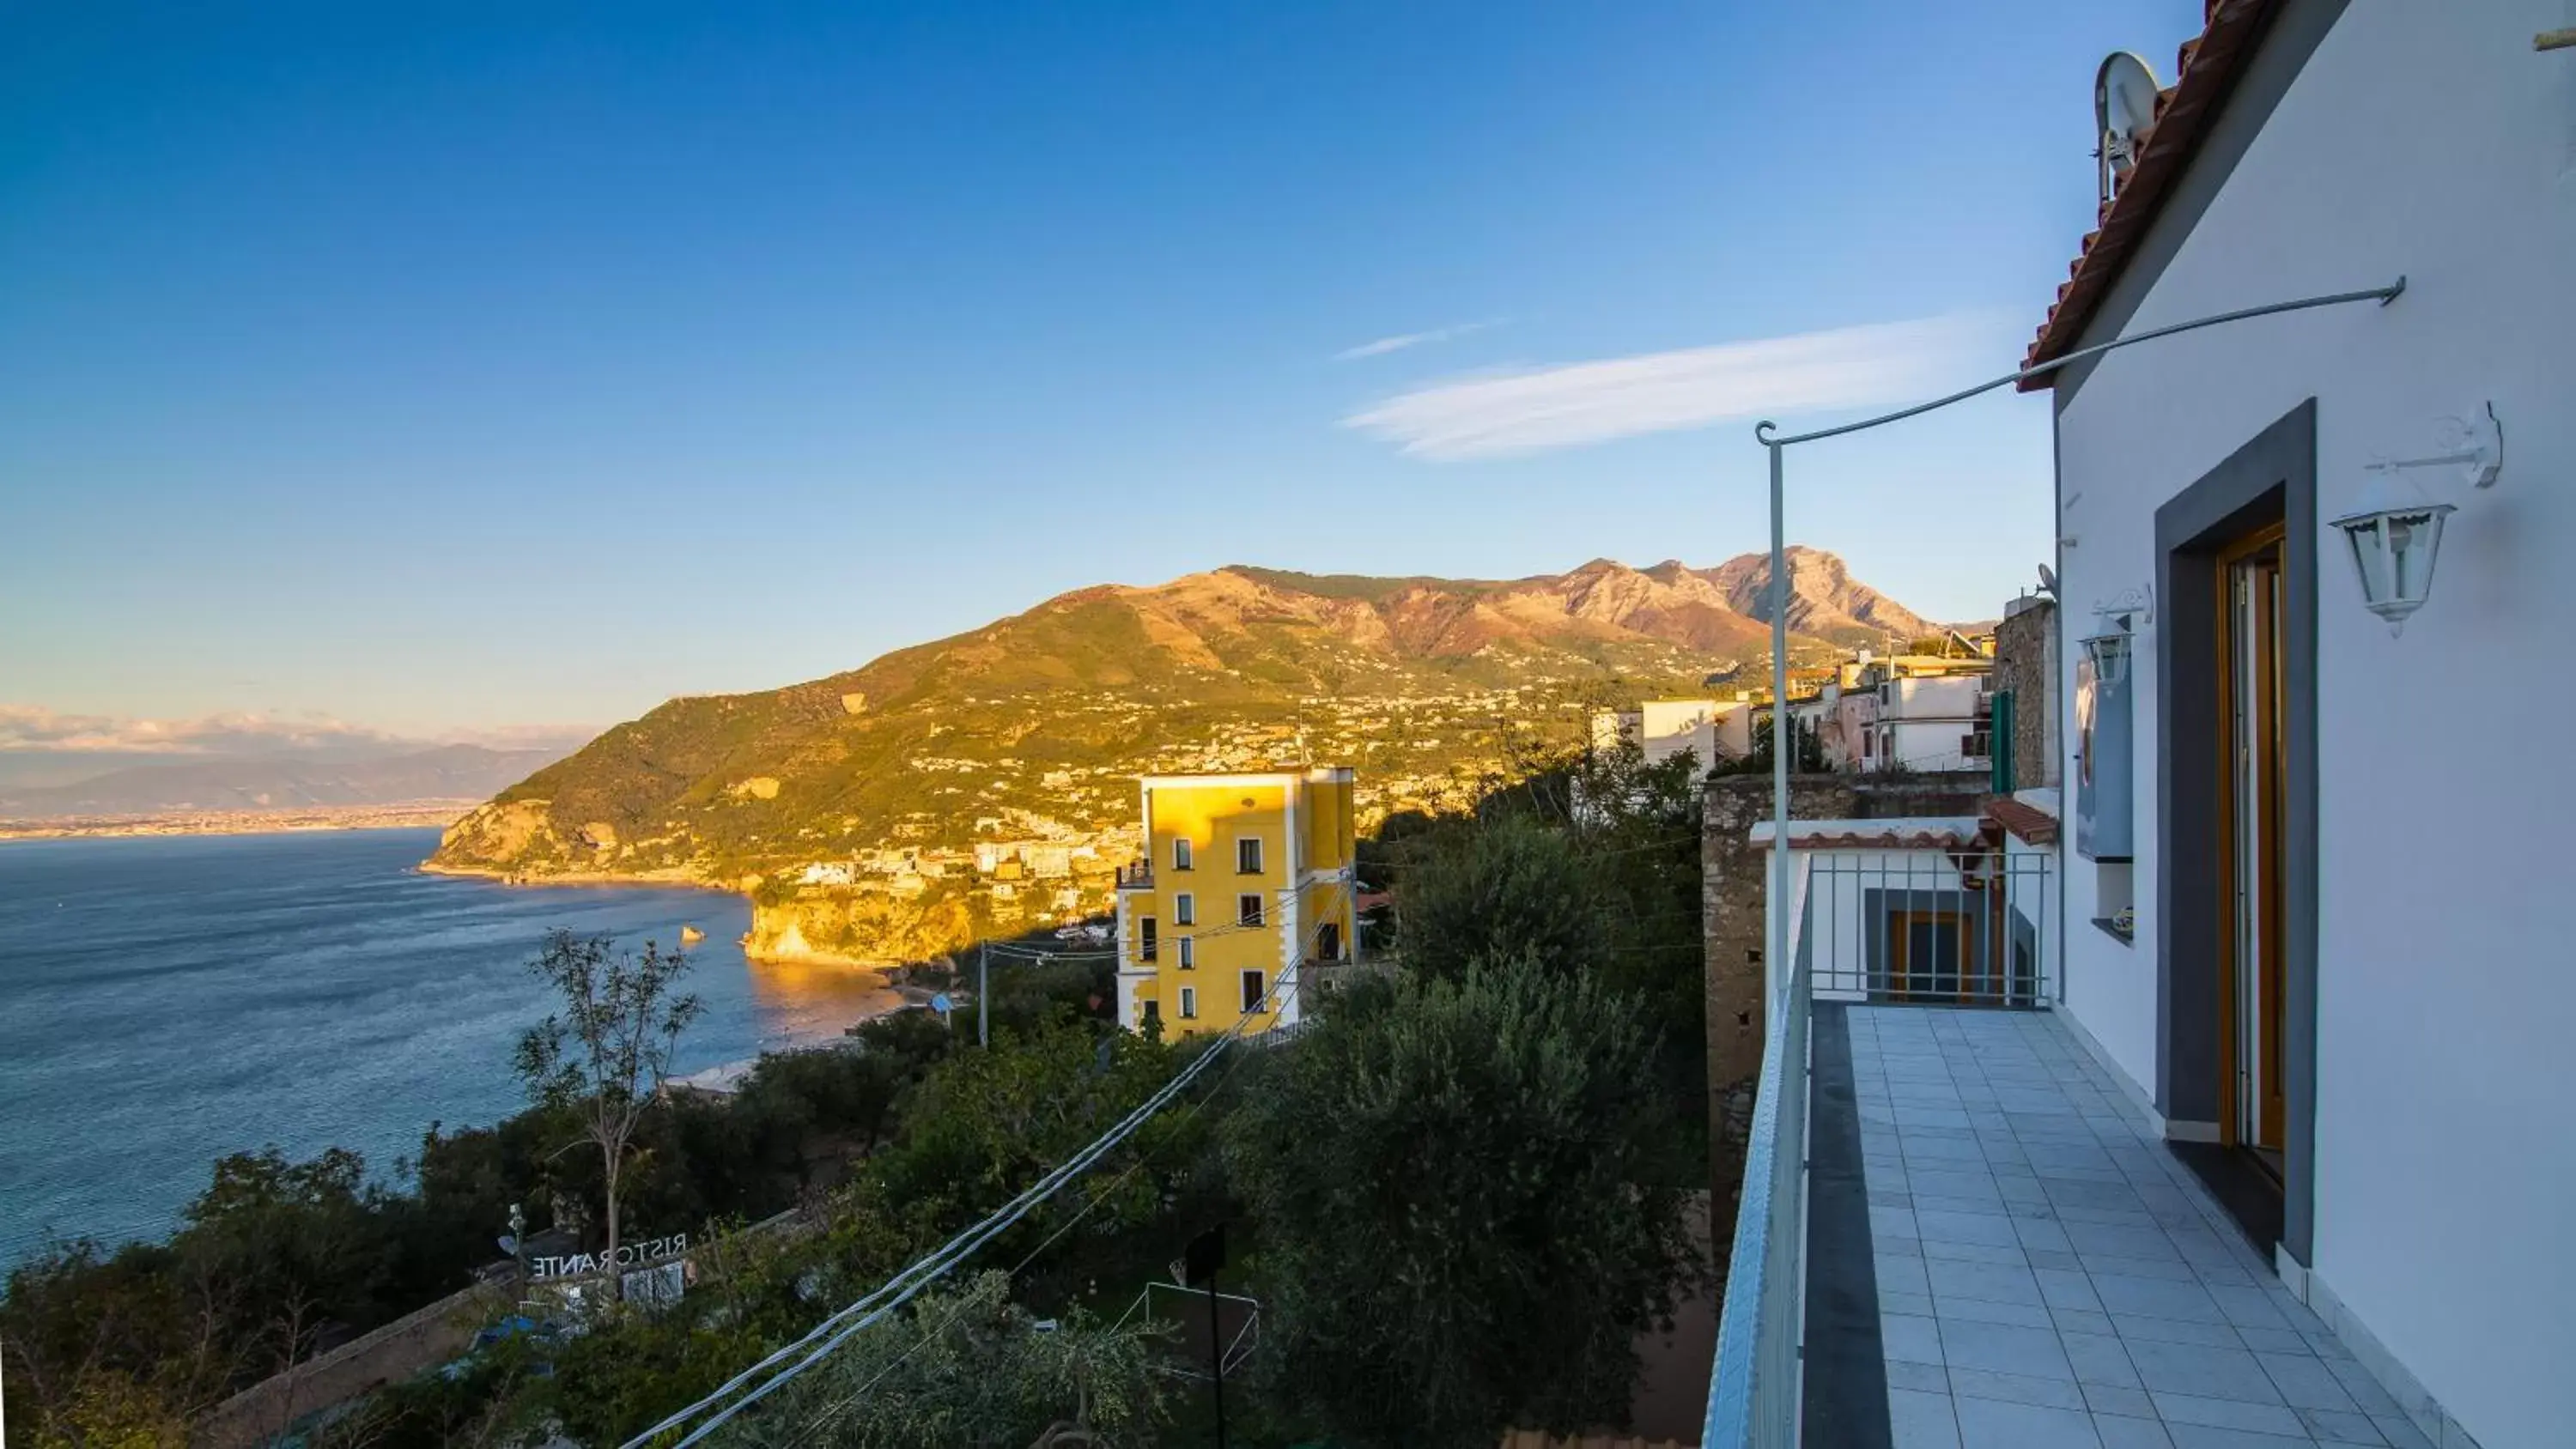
xmin=1225 ymin=951 xmax=1701 ymax=1447
xmin=1389 ymin=814 xmax=1601 ymax=982
xmin=513 ymin=930 xmax=703 ymax=1300
xmin=707 ymin=1271 xmax=1175 ymax=1448
xmin=1731 ymin=712 xmax=1825 ymax=775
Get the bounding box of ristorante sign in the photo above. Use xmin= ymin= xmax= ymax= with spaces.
xmin=530 ymin=1233 xmax=690 ymax=1281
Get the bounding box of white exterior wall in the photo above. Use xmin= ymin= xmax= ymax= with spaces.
xmin=1798 ymin=846 xmax=1974 ymax=1000
xmin=2051 ymin=5 xmax=2575 ymax=1441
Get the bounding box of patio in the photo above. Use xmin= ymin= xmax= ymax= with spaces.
xmin=1804 ymin=1004 xmax=2428 ymax=1449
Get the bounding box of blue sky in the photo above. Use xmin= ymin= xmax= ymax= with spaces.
xmin=1 ymin=0 xmax=2200 ymax=737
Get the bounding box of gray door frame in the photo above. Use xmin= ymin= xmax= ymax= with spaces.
xmin=2152 ymin=398 xmax=2322 ymax=1264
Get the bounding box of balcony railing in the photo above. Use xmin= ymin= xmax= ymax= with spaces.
xmin=1803 ymin=848 xmax=2051 ymax=1007
xmin=1115 ymin=860 xmax=1153 ymax=890
xmin=1704 ymin=861 xmax=1814 ymax=1449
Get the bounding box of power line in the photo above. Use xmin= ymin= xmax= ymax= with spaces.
xmin=772 ymin=997 xmax=1279 ymax=1449
xmin=629 ymin=878 xmax=1350 ymax=1449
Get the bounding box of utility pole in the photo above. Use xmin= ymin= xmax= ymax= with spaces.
xmin=1184 ymin=1225 xmax=1228 ymax=1449
xmin=977 ymin=943 xmax=989 ymax=1048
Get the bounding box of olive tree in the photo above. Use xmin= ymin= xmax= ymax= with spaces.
xmin=1226 ymin=949 xmax=1701 ymax=1447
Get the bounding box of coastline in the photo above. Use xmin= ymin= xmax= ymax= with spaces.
xmin=0 ymin=805 xmax=482 ymax=843
xmin=416 ymin=858 xmax=736 ymax=891
xmin=416 ymin=858 xmax=911 ymax=972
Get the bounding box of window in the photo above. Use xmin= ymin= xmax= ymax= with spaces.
xmin=1237 ymin=893 xmax=1265 ymax=927
xmin=1139 ymin=918 xmax=1157 ymax=961
xmin=1240 ymin=970 xmax=1266 ymax=1015
xmin=1179 ymin=985 xmax=1198 ymax=1019
xmin=1172 ymin=837 xmax=1193 ymax=871
xmin=1174 ymin=893 xmax=1194 ymax=925
xmin=1178 ymin=937 xmax=1195 ymax=970
xmin=1316 ymin=921 xmax=1341 ymax=961
xmin=1236 ymin=836 xmax=1263 ymax=874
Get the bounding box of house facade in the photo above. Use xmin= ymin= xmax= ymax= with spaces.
xmin=2032 ymin=3 xmax=2573 ymax=1443
xmin=1591 ymin=697 xmax=1756 ymax=775
xmin=1111 ymin=768 xmax=1358 ymax=1039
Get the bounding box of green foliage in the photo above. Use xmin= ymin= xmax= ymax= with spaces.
xmin=706 ymin=1270 xmax=1177 ymax=1449
xmin=1726 ymin=712 xmax=1826 ymax=775
xmin=863 ymin=1016 xmax=1189 ymax=1263
xmin=1225 ymin=951 xmax=1701 ymax=1448
xmin=1389 ymin=814 xmax=1601 ymax=982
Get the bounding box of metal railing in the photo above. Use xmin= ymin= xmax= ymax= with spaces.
xmin=1115 ymin=860 xmax=1153 ymax=889
xmin=1804 ymin=848 xmax=2052 ymax=1007
xmin=1704 ymin=862 xmax=1814 ymax=1449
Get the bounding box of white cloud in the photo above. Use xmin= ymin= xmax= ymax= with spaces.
xmin=0 ymin=706 xmax=592 ymax=757
xmin=1341 ymin=314 xmax=1995 ymax=459
xmin=1333 ymin=318 xmax=1504 ymax=361
xmin=0 ymin=706 xmax=404 ymax=755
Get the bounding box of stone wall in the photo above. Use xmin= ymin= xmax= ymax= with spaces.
xmin=1992 ymin=597 xmax=2058 ymax=790
xmin=194 ymin=1281 xmax=507 ymax=1449
xmin=1700 ymin=772 xmax=1990 ymax=1246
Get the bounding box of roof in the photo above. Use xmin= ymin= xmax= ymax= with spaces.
xmin=1749 ymin=816 xmax=1984 ymax=850
xmin=2019 ymin=0 xmax=2284 ymax=389
xmin=1986 ymin=796 xmax=2062 ymax=846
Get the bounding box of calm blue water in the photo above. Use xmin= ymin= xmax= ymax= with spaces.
xmin=0 ymin=828 xmax=898 ymax=1270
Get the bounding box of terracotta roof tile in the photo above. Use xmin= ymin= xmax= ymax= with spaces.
xmin=2019 ymin=0 xmax=2283 ymax=389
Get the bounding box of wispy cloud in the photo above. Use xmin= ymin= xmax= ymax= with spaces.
xmin=0 ymin=706 xmax=595 ymax=756
xmin=1341 ymin=314 xmax=1995 ymax=459
xmin=1333 ymin=318 xmax=1504 ymax=362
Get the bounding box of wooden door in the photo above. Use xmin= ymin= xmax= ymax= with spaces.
xmin=2219 ymin=527 xmax=2288 ymax=1156
xmin=1889 ymin=908 xmax=1970 ymax=1003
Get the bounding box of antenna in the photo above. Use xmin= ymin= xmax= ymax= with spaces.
xmin=2094 ymin=52 xmax=2161 ymax=205
xmin=2037 ymin=563 xmax=2059 ymax=598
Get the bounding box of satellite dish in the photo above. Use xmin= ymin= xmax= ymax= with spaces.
xmin=2094 ymin=52 xmax=2161 ymax=203
xmin=2037 ymin=563 xmax=2060 ymax=598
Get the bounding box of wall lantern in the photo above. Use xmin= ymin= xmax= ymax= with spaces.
xmin=2079 ymin=586 xmax=2154 ymax=688
xmin=2330 ymin=403 xmax=2502 ymax=636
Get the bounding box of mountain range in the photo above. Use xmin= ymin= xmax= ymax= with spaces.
xmin=423 ymin=549 xmax=1959 ymax=961
xmin=0 ymin=744 xmax=574 ymax=819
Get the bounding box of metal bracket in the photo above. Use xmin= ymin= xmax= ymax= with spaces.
xmin=2367 ymin=401 xmax=2503 ymax=490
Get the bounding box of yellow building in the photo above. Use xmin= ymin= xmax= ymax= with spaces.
xmin=1112 ymin=768 xmax=1358 ymax=1038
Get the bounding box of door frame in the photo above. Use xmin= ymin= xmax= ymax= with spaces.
xmin=2153 ymin=399 xmax=2321 ymax=1262
xmin=2214 ymin=522 xmax=2288 ymax=1155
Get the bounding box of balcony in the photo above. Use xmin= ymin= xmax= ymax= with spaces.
xmin=1704 ymin=851 xmax=2392 ymax=1448
xmin=1115 ymin=859 xmax=1153 ymax=890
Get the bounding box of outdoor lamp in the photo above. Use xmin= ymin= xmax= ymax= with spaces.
xmin=2079 ymin=625 xmax=2132 ymax=688
xmin=2330 ymin=404 xmax=2501 ymax=637
xmin=2080 ymin=586 xmax=2152 ymax=688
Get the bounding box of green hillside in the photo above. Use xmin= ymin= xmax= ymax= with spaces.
xmin=427 ymin=554 xmax=1922 ymax=960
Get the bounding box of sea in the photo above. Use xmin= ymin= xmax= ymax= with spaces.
xmin=0 ymin=828 xmax=902 ymax=1272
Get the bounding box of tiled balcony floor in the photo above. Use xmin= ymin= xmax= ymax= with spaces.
xmin=1832 ymin=1004 xmax=2426 ymax=1449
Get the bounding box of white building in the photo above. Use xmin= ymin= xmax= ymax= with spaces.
xmin=2026 ymin=5 xmax=2573 ymax=1443
xmin=1589 ymin=697 xmax=1755 ymax=775
xmin=1863 ymin=673 xmax=1990 ymax=773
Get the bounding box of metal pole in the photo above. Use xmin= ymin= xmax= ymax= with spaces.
xmin=1205 ymin=1276 xmax=1229 ymax=1449
xmin=1769 ymin=439 xmax=1791 ymax=1005
xmin=977 ymin=943 xmax=988 ymax=1048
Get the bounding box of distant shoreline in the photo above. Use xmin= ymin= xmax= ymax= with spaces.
xmin=416 ymin=858 xmax=735 ymax=892
xmin=0 ymin=802 xmax=481 ymax=843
